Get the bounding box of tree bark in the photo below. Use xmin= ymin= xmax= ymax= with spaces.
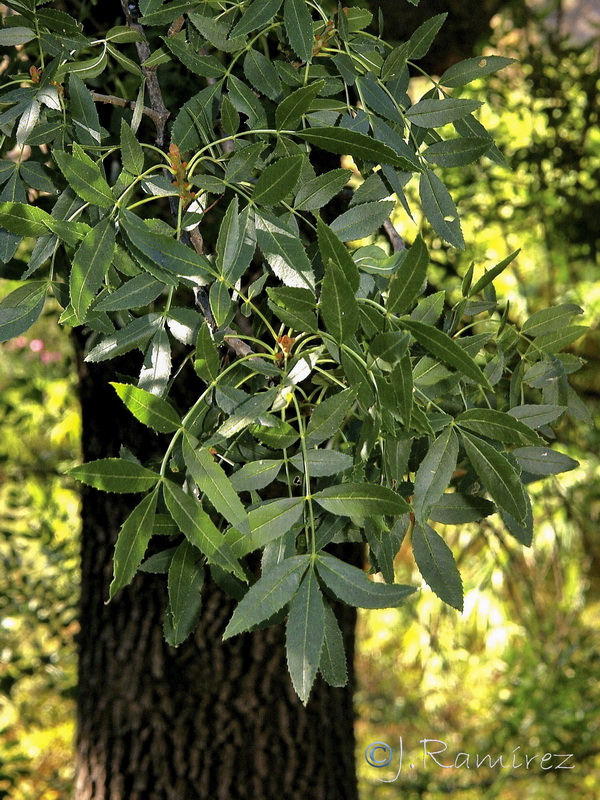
xmin=72 ymin=337 xmax=360 ymax=800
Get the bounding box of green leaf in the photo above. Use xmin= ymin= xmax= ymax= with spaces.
xmin=460 ymin=431 xmax=528 ymax=523
xmin=407 ymin=98 xmax=482 ymax=128
xmin=111 ymin=381 xmax=181 ymax=433
xmin=284 ymin=0 xmax=313 ymax=62
xmin=70 ymin=217 xmax=115 ymax=323
xmin=440 ymin=55 xmax=516 ymax=87
xmin=120 ymin=209 xmax=214 ymax=284
xmin=69 ymin=458 xmax=159 ymax=493
xmin=215 ymin=196 xmax=241 ymax=276
xmin=468 ymin=250 xmax=520 ymax=296
xmin=188 ymin=11 xmax=245 ymax=52
xmin=290 ymin=449 xmax=353 ymax=477
xmin=183 ymin=435 xmax=250 ymax=535
xmin=163 ymin=480 xmax=245 ymax=579
xmin=507 ymin=404 xmax=565 ymax=430
xmin=164 ymin=539 xmax=204 ymax=646
xmin=230 ymin=0 xmax=283 ymax=37
xmin=295 ymin=169 xmax=350 ymax=211
xmin=53 ymin=145 xmax=114 ymax=208
xmin=456 ymin=408 xmax=542 ymax=445
xmin=120 ymin=119 xmax=144 ymax=174
xmin=244 ymin=48 xmax=283 ymax=101
xmin=423 ymin=137 xmax=491 ymax=167
xmin=0 ymin=201 xmax=88 ymax=245
xmin=387 ymin=235 xmax=429 ymax=314
xmin=320 ymin=259 xmax=358 ymax=341
xmin=109 ymin=489 xmax=158 ymax=600
xmin=194 ymin=321 xmax=220 ymax=383
xmin=294 ymin=127 xmax=414 ymax=168
xmin=255 ymin=212 xmax=315 ymax=291
xmin=286 ymin=567 xmax=324 ymax=703
xmin=95 ymin=273 xmax=165 ymax=312
xmin=330 ymin=200 xmax=394 ymax=242
xmin=224 ymin=141 xmax=266 ymax=182
xmin=215 ymin=388 xmax=278 ymax=440
xmin=276 ymin=80 xmax=325 ymax=130
xmin=319 ymin=602 xmax=347 ymax=686
xmin=429 ymin=493 xmax=495 ymax=524
xmin=413 ymin=427 xmax=459 ymax=522
xmin=223 ymin=554 xmax=310 ymax=639
xmin=405 ymin=13 xmax=447 ymax=59
xmin=511 ymin=447 xmax=578 ymax=476
xmin=419 ymin=169 xmax=464 ymax=249
xmin=316 ymin=553 xmax=415 ymax=608
xmin=305 ymin=388 xmax=355 ymax=446
xmin=84 ymin=313 xmax=161 ymax=362
xmin=267 ymin=286 xmax=318 ymax=333
xmin=412 ymin=523 xmax=463 ymax=610
xmin=313 ymin=483 xmax=410 ymax=518
xmin=0 ymin=26 xmax=36 ymax=45
xmin=399 ymin=319 xmax=491 ymax=389
xmin=247 ymin=497 xmax=304 ymax=551
xmin=531 ymin=326 xmax=586 ymax=353
xmin=230 ymin=459 xmax=283 ymax=492
xmin=316 ymin=218 xmax=359 ymax=292
xmin=69 ymin=74 xmax=102 ymax=146
xmin=139 ymin=0 xmax=199 ymax=25
xmin=162 ymin=34 xmax=226 ymax=78
xmin=171 ymin=81 xmax=222 ymax=151
xmin=253 ymin=155 xmax=303 ymax=205
xmin=522 ymin=304 xmax=583 ymax=337
xmin=0 ymin=280 xmax=46 ymax=343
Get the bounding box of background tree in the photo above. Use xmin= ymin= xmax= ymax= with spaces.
xmin=0 ymin=1 xmax=591 ymax=799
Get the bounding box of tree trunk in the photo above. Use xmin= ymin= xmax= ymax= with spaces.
xmin=72 ymin=336 xmax=360 ymax=800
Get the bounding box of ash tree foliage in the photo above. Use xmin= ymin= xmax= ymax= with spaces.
xmin=0 ymin=0 xmax=586 ymax=703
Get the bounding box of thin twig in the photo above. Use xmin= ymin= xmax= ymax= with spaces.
xmin=383 ymin=218 xmax=405 ymax=252
xmin=119 ymin=0 xmax=170 ymax=146
xmin=91 ymin=92 xmax=163 ymax=125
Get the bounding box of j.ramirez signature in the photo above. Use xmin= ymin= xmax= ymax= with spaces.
xmin=365 ymin=738 xmax=574 ymax=782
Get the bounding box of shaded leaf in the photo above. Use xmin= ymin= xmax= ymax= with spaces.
xmin=387 ymin=235 xmax=428 ymax=314
xmin=70 ymin=216 xmax=115 ymax=323
xmin=305 ymin=388 xmax=355 ymax=446
xmin=319 ymin=602 xmax=347 ymax=686
xmin=163 ymin=480 xmax=245 ymax=578
xmin=69 ymin=458 xmax=159 ymax=493
xmin=512 ymin=447 xmax=578 ymax=476
xmin=320 ymin=259 xmax=358 ymax=341
xmin=316 ymin=553 xmax=415 ymax=608
xmin=460 ymin=431 xmax=528 ymax=523
xmin=313 ymin=483 xmax=411 ymax=517
xmin=413 ymin=426 xmax=459 ymax=522
xmin=456 ymin=408 xmax=542 ymax=445
xmin=286 ymin=568 xmax=324 ymax=704
xmin=165 ymin=540 xmax=204 ymax=646
xmin=109 ymin=490 xmax=158 ymax=599
xmin=183 ymin=435 xmax=249 ymax=535
xmin=412 ymin=523 xmax=463 ymax=610
xmin=223 ymin=555 xmax=310 ymax=639
xmin=419 ymin=169 xmax=464 ymax=249
xmin=400 ymin=318 xmax=491 ymax=388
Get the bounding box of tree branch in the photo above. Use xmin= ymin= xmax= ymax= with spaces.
xmin=383 ymin=218 xmax=406 ymax=252
xmin=119 ymin=0 xmax=170 ymax=146
xmin=91 ymin=92 xmax=164 ymax=126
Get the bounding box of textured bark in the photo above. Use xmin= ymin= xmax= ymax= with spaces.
xmin=73 ymin=336 xmax=359 ymax=800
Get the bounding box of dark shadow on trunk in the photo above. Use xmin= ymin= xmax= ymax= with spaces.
xmin=72 ymin=331 xmax=360 ymax=800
